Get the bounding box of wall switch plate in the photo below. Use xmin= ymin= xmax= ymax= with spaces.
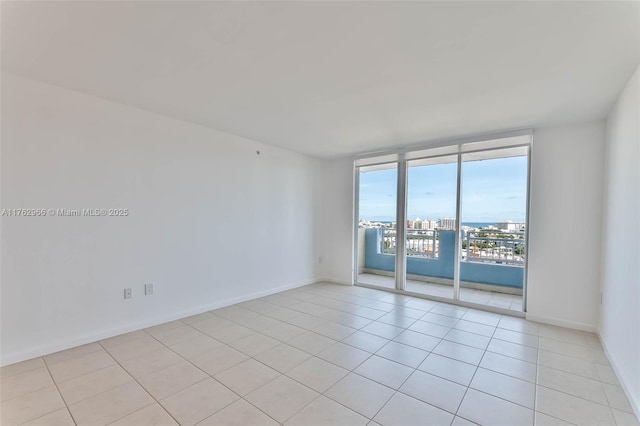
xmin=145 ymin=283 xmax=154 ymax=296
xmin=124 ymin=288 xmax=132 ymax=299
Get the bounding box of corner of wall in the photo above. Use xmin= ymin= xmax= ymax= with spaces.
xmin=597 ymin=63 xmax=640 ymax=422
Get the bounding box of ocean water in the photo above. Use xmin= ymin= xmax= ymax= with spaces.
xmin=364 ymin=220 xmax=496 ymax=228
xmin=365 ymin=221 xmax=511 ymax=228
xmin=461 ymin=222 xmax=496 ymax=228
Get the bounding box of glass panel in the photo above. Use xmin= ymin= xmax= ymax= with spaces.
xmin=459 ymin=148 xmax=528 ymax=311
xmin=404 ymin=155 xmax=458 ymax=299
xmin=356 ymin=163 xmax=397 ymax=289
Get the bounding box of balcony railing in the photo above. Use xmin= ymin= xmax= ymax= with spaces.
xmin=379 ymin=228 xmax=524 ymax=265
xmin=381 ymin=229 xmax=438 ymax=258
xmin=463 ymin=230 xmax=525 ymax=266
xmin=362 ymin=228 xmax=525 ymax=289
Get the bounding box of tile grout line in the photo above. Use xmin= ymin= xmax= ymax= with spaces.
xmin=192 ymin=296 xmax=419 ymax=423
xmin=139 ymin=326 xmax=284 ymax=426
xmin=230 ymin=331 xmax=374 ymax=423
xmin=347 ymin=307 xmax=456 ymax=422
xmin=255 ymin=294 xmax=484 ymax=420
xmin=448 ymin=322 xmax=497 ymax=424
xmin=38 ymin=356 xmax=79 ymax=426
xmin=95 ymin=340 xmax=182 ymax=426
xmin=13 ymin=347 xmax=141 ymax=424
xmin=176 ymin=303 xmax=387 ymax=424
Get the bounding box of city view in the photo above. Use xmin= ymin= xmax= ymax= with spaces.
xmin=359 ymin=217 xmax=526 ymax=265
xmin=357 ymin=153 xmax=528 ymax=311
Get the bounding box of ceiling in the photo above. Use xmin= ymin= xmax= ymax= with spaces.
xmin=2 ymin=1 xmax=638 ymax=158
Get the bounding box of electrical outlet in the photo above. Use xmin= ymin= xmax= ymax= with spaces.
xmin=124 ymin=288 xmax=132 ymax=299
xmin=145 ymin=283 xmax=154 ymax=296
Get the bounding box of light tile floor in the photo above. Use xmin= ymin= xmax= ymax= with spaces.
xmin=358 ymin=273 xmax=523 ymax=312
xmin=1 ymin=282 xmax=637 ymax=426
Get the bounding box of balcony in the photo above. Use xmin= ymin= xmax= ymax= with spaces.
xmin=357 ymin=228 xmax=524 ymax=311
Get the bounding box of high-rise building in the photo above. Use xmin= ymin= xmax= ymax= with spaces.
xmin=438 ymin=217 xmax=456 ymax=230
xmin=423 ymin=219 xmax=436 ymax=230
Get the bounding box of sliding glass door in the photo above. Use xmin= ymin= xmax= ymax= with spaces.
xmin=356 ymin=163 xmax=398 ymax=290
xmin=404 ymin=155 xmax=459 ymax=300
xmin=354 ymin=133 xmax=531 ymax=314
xmin=458 ymin=147 xmax=529 ymax=311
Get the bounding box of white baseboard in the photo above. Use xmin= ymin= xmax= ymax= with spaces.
xmin=525 ymin=313 xmax=597 ymax=333
xmin=598 ymin=329 xmax=640 ymax=422
xmin=0 ymin=278 xmax=317 ymax=367
xmin=316 ymin=277 xmax=353 ymax=286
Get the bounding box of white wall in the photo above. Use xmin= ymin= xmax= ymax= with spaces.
xmin=599 ymin=65 xmax=639 ymax=416
xmin=0 ymin=74 xmax=323 ymax=365
xmin=317 ymin=158 xmax=355 ymax=285
xmin=526 ymin=121 xmax=606 ymax=331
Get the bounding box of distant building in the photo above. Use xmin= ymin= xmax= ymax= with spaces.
xmin=496 ymin=221 xmax=525 ymax=231
xmin=411 ymin=217 xmax=436 ymax=230
xmin=438 ymin=217 xmax=456 ymax=230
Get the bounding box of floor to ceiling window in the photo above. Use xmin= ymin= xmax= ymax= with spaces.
xmin=356 ymin=163 xmax=398 ymax=290
xmin=404 ymin=155 xmax=459 ymax=301
xmin=458 ymin=147 xmax=529 ymax=311
xmin=354 ymin=132 xmax=531 ymax=314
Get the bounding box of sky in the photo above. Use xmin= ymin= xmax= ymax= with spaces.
xmin=359 ymin=156 xmax=528 ymax=223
